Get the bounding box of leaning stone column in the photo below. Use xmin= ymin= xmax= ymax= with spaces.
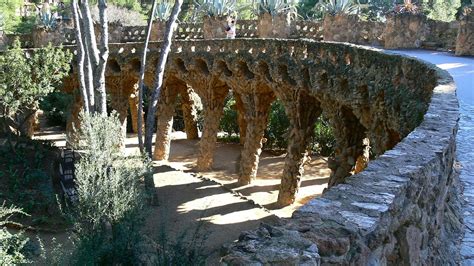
xmin=234 ymin=93 xmax=247 ymax=145
xmin=128 ymin=86 xmax=142 ymax=134
xmin=238 ymin=92 xmax=273 ymax=185
xmin=153 ymin=87 xmax=177 ymax=160
xmin=180 ymin=86 xmax=199 ymax=140
xmin=196 ymin=90 xmax=227 ymax=171
xmin=326 ymin=106 xmax=368 ymax=188
xmin=277 ymin=96 xmax=322 ymax=206
xmin=109 ymin=90 xmax=130 ymax=147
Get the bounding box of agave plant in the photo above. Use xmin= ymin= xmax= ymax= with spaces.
xmin=39 ymin=12 xmax=57 ymax=30
xmin=194 ymin=0 xmax=237 ymax=17
xmin=154 ymin=1 xmax=173 ymax=21
xmin=256 ymin=0 xmax=298 ymax=17
xmin=315 ymin=0 xmax=360 ymax=16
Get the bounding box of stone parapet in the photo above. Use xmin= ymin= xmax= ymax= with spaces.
xmin=6 ymin=16 xmax=473 ymax=55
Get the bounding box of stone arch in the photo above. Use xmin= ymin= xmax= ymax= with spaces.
xmin=153 ymin=75 xmax=200 ymax=160
xmin=322 ymin=102 xmax=369 ymax=188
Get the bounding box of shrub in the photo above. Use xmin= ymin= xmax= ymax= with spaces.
xmin=310 ymin=116 xmax=335 ymax=156
xmin=66 ymin=111 xmax=152 ymax=264
xmin=219 ymin=95 xmax=239 ymax=137
xmin=0 ymin=204 xmax=30 ymax=265
xmin=0 ymin=140 xmax=59 ymax=224
xmin=314 ymin=0 xmax=360 ymax=16
xmin=0 ymin=39 xmax=72 ymax=138
xmin=91 ymin=5 xmax=146 ymax=26
xmin=39 ymin=91 xmax=73 ymax=127
xmin=264 ymin=99 xmax=290 ymax=150
xmin=264 ymin=100 xmax=335 ymax=156
xmin=255 ymin=0 xmax=298 ymax=18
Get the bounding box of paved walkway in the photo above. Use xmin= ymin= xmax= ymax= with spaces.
xmin=391 ymin=50 xmax=474 ymax=264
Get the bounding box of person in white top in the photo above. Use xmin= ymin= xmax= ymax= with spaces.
xmin=225 ymin=19 xmax=236 ymax=39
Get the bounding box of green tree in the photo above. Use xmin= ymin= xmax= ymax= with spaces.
xmin=0 ymin=39 xmax=71 ymax=140
xmin=423 ymin=0 xmax=461 ymax=21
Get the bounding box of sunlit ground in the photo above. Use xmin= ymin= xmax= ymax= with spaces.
xmin=36 ymin=129 xmax=330 ymax=218
xmin=35 ymin=128 xmax=330 ymax=262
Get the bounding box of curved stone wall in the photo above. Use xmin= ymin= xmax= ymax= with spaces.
xmin=4 ymin=15 xmax=471 ymax=55
xmin=212 ymin=42 xmax=458 ymax=264
xmin=59 ymin=39 xmax=458 ymax=263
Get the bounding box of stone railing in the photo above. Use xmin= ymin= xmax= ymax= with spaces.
xmin=3 ymin=14 xmax=472 ymax=55
xmin=54 ymin=39 xmax=459 ymax=264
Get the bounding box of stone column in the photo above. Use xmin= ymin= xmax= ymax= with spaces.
xmin=109 ymin=89 xmax=130 ymax=146
xmin=66 ymin=94 xmax=83 ymax=146
xmin=326 ymin=106 xmax=368 ymax=188
xmin=128 ymin=85 xmax=142 ymax=134
xmin=153 ymin=87 xmax=178 ymax=161
xmin=234 ymin=93 xmax=247 ymax=145
xmin=238 ymin=92 xmax=273 ymax=185
xmin=277 ymin=93 xmax=322 ymax=206
xmin=179 ymin=86 xmax=199 ymax=140
xmin=354 ymin=138 xmax=370 ymax=174
xmin=196 ymin=87 xmax=228 ymax=171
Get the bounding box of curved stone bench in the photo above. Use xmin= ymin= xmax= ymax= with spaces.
xmin=61 ymin=39 xmax=458 ymax=263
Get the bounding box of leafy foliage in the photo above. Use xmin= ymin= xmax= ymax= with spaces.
xmin=0 ymin=203 xmax=30 ymax=265
xmin=358 ymin=0 xmax=393 ymax=21
xmin=38 ymin=12 xmax=58 ymax=30
xmin=0 ymin=39 xmax=72 ymax=137
xmin=263 ymin=100 xmax=335 ymax=156
xmin=423 ymin=0 xmax=461 ymax=22
xmin=219 ymin=96 xmax=239 ymax=137
xmin=91 ymin=4 xmax=147 ymax=25
xmin=310 ymin=116 xmax=335 ymax=156
xmin=39 ymin=91 xmax=73 ymax=127
xmin=0 ymin=139 xmax=61 ymax=226
xmin=66 ymin=111 xmax=152 ymax=264
xmin=194 ymin=0 xmax=240 ymax=17
xmin=155 ymin=1 xmax=173 ymax=21
xmin=264 ymin=100 xmax=290 ymax=150
xmin=314 ymin=0 xmax=360 ymax=16
xmin=255 ymin=0 xmax=299 ymax=17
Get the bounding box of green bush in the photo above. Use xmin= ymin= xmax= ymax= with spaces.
xmin=39 ymin=91 xmax=73 ymax=127
xmin=264 ymin=100 xmax=335 ymax=156
xmin=219 ymin=95 xmax=239 ymax=137
xmin=66 ymin=111 xmax=152 ymax=265
xmin=0 ymin=204 xmax=30 ymax=265
xmin=0 ymin=39 xmax=72 ymax=138
xmin=91 ymin=4 xmax=147 ymax=25
xmin=264 ymin=99 xmax=290 ymax=150
xmin=0 ymin=140 xmax=57 ymax=220
xmin=310 ymin=116 xmax=336 ymax=156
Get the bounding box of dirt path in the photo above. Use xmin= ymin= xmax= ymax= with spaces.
xmin=35 ymin=130 xmax=330 ymax=263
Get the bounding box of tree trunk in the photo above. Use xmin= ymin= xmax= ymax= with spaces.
xmin=137 ymin=0 xmax=158 ymax=153
xmin=144 ymin=0 xmax=183 ymax=157
xmin=71 ymin=0 xmax=89 ymax=113
xmin=71 ymin=0 xmax=108 ymax=115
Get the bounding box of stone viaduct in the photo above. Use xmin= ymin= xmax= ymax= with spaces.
xmin=53 ymin=31 xmax=459 ymax=263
